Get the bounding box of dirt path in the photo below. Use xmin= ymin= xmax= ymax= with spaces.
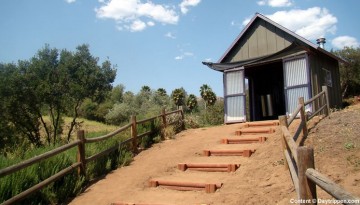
xmin=69 ymin=122 xmax=296 ymax=205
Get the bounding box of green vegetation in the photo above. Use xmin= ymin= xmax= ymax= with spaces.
xmin=332 ymin=46 xmax=360 ymax=98
xmin=0 ymin=43 xmax=225 ymax=204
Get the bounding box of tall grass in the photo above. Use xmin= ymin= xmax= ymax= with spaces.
xmin=0 ymin=113 xmax=182 ymax=204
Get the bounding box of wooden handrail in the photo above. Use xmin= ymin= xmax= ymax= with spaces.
xmin=306 ymin=168 xmax=360 ymax=204
xmin=281 ymin=126 xmax=298 ymax=165
xmin=0 ymin=108 xmax=184 ymax=204
xmin=86 ymin=123 xmax=132 ymax=143
xmin=304 ymin=90 xmax=325 ymax=106
xmin=0 ymin=140 xmax=80 ymax=178
xmin=1 ymin=162 xmax=81 ymax=205
xmin=287 ymin=104 xmax=302 ymax=126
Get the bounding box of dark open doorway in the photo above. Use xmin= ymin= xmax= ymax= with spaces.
xmin=245 ymin=61 xmax=286 ymax=121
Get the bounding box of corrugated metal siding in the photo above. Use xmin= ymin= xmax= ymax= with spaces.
xmin=224 ymin=69 xmax=246 ymax=122
xmin=225 ymin=71 xmax=244 ymax=95
xmin=226 ymin=96 xmax=245 ymax=121
xmin=284 ymin=56 xmax=311 ymax=114
xmin=284 ymin=58 xmax=308 ymax=87
xmin=286 ymin=87 xmax=310 ymax=113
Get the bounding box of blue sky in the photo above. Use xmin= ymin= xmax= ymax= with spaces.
xmin=1 ymin=0 xmax=360 ymax=96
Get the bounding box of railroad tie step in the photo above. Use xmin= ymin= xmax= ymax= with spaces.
xmin=235 ymin=127 xmax=275 ymax=136
xmin=178 ymin=163 xmax=240 ymax=172
xmin=243 ymin=121 xmax=279 ymax=128
xmin=149 ymin=180 xmax=222 ymax=193
xmin=112 ymin=203 xmax=209 ymax=205
xmin=203 ymin=149 xmax=255 ymax=157
xmin=221 ymin=137 xmax=267 ymax=144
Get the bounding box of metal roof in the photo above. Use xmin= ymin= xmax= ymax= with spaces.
xmin=217 ymin=12 xmax=344 ymax=64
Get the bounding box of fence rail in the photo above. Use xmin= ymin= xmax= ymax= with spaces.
xmin=0 ymin=108 xmax=184 ymax=205
xmin=279 ymin=86 xmax=360 ymax=204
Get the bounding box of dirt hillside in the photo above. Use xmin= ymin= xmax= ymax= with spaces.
xmin=68 ymin=104 xmax=360 ymax=205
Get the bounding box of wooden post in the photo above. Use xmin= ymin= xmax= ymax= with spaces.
xmin=299 ymin=97 xmax=308 ymax=139
xmin=77 ymin=130 xmax=86 ymax=176
xmin=322 ymin=86 xmax=330 ymax=118
xmin=161 ymin=108 xmax=167 ymax=140
xmin=279 ymin=115 xmax=289 ymax=171
xmin=179 ymin=106 xmax=185 ymax=130
xmin=297 ymin=147 xmax=317 ymax=205
xmin=130 ymin=115 xmax=138 ymax=153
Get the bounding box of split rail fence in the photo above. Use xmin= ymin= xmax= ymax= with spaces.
xmin=279 ymin=86 xmax=360 ymax=204
xmin=0 ymin=108 xmax=184 ymax=205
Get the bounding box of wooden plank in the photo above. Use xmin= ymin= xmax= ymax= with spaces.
xmin=1 ymin=162 xmax=81 ymax=205
xmin=0 ymin=140 xmax=79 ymax=178
xmin=281 ymin=126 xmax=298 ymax=164
xmin=306 ymin=168 xmax=360 ymax=203
xmin=284 ymin=149 xmax=299 ymax=198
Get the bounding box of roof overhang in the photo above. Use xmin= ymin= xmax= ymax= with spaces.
xmin=203 ymin=42 xmax=306 ymax=72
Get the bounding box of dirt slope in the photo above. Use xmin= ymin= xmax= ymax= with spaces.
xmin=69 ymin=104 xmax=360 ymax=205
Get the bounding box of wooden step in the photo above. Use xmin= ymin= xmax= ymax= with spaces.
xmin=112 ymin=203 xmax=208 ymax=205
xmin=178 ymin=163 xmax=240 ymax=172
xmin=244 ymin=121 xmax=279 ymax=127
xmin=221 ymin=137 xmax=267 ymax=144
xmin=235 ymin=127 xmax=275 ymax=135
xmin=149 ymin=180 xmax=222 ymax=193
xmin=203 ymin=149 xmax=255 ymax=157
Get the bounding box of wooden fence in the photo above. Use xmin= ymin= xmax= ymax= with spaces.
xmin=0 ymin=108 xmax=184 ymax=205
xmin=279 ymin=86 xmax=360 ymax=204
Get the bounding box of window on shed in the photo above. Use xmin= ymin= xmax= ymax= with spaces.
xmin=323 ymin=68 xmax=332 ymax=87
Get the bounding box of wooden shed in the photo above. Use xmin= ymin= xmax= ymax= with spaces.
xmin=203 ymin=13 xmax=343 ymax=123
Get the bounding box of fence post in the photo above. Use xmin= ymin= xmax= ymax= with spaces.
xmin=77 ymin=130 xmax=86 ymax=176
xmin=130 ymin=115 xmax=138 ymax=153
xmin=161 ymin=108 xmax=167 ymax=140
xmin=179 ymin=106 xmax=185 ymax=130
xmin=297 ymin=147 xmax=317 ymax=204
xmin=322 ymin=86 xmax=330 ymax=118
xmin=299 ymin=97 xmax=308 ymax=139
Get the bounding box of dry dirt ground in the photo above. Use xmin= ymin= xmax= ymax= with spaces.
xmin=69 ymin=104 xmax=360 ymax=205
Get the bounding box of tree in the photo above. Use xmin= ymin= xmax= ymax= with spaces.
xmin=186 ymin=94 xmax=198 ymax=113
xmin=0 ymin=44 xmax=116 ymax=146
xmin=200 ymin=84 xmax=217 ymax=110
xmin=171 ymin=88 xmax=186 ymax=109
xmin=59 ymin=44 xmax=116 ymax=141
xmin=332 ymin=46 xmax=360 ymax=98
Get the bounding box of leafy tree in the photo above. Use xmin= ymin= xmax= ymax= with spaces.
xmin=110 ymin=84 xmax=125 ymax=104
xmin=332 ymin=46 xmax=360 ymax=97
xmin=171 ymin=88 xmax=186 ymax=109
xmin=153 ymin=88 xmax=170 ymax=107
xmin=0 ymin=44 xmax=116 ymax=146
xmin=186 ymin=94 xmax=198 ymax=113
xmin=200 ymin=84 xmax=217 ymax=109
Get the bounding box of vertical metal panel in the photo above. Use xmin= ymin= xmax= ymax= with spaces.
xmin=225 ymin=71 xmax=244 ymax=95
xmin=283 ymin=55 xmax=312 ymax=114
xmin=225 ymin=96 xmax=245 ymax=121
xmin=284 ymin=58 xmax=308 ymax=87
xmin=224 ymin=68 xmax=246 ymax=123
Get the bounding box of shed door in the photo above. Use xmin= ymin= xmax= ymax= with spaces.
xmin=283 ymin=56 xmax=312 ymax=115
xmin=224 ymin=68 xmax=246 ymax=123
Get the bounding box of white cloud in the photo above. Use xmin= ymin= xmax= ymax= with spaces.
xmin=130 ymin=20 xmax=146 ymax=32
xmin=257 ymin=0 xmax=293 ymax=7
xmin=179 ymin=0 xmax=201 ymax=14
xmin=174 ymin=51 xmax=194 ymax=60
xmin=175 ymin=55 xmax=183 ymax=60
xmin=165 ymin=32 xmax=176 ymax=39
xmin=332 ymin=36 xmax=360 ymax=49
xmin=65 ymin=0 xmax=76 ymax=3
xmin=265 ymin=7 xmax=337 ymax=40
xmin=95 ymin=0 xmax=179 ymax=32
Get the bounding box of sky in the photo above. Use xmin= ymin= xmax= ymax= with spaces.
xmin=1 ymin=0 xmax=360 ymax=97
